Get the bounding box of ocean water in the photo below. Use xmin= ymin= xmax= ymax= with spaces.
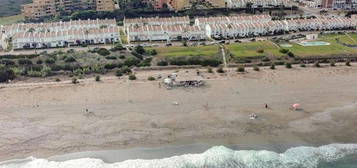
xmin=1 ymin=143 xmax=357 ymax=168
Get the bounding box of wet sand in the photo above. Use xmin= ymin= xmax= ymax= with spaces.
xmin=1 ymin=65 xmax=357 ymax=161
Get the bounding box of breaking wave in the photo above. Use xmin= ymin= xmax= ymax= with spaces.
xmin=1 ymin=144 xmax=357 ymax=168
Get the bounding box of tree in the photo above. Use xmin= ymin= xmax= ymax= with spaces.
xmin=95 ymin=75 xmax=101 ymax=81
xmin=270 ymin=63 xmax=276 ymax=70
xmin=285 ymin=62 xmax=292 ymax=69
xmin=97 ymin=48 xmax=110 ymax=56
xmin=237 ymin=66 xmax=245 ymax=72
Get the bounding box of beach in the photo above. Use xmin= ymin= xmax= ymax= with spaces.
xmin=1 ymin=65 xmax=357 ymax=161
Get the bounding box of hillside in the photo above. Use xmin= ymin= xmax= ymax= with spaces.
xmin=0 ymin=0 xmax=32 ymax=17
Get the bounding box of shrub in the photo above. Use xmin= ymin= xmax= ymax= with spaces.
xmin=147 ymin=76 xmax=155 ymax=81
xmin=131 ymin=51 xmax=143 ymax=60
xmin=270 ymin=63 xmax=276 ymax=69
xmin=262 ymin=57 xmax=270 ymax=62
xmin=18 ymin=58 xmax=32 ymax=65
xmin=104 ymin=63 xmax=117 ymax=69
xmin=314 ymin=61 xmax=321 ymax=67
xmin=279 ymin=48 xmax=289 ymax=54
xmin=115 ymin=70 xmax=123 ymax=77
xmin=157 ymin=60 xmax=168 ymax=66
xmin=237 ymin=66 xmax=245 ymax=72
xmin=256 ymin=49 xmax=264 ymax=53
xmin=330 ymin=61 xmax=336 ymax=67
xmin=36 ymin=59 xmax=43 ymax=64
xmin=55 ymin=78 xmax=61 ymax=82
xmin=105 ymin=56 xmax=117 ymax=60
xmin=346 ymin=61 xmax=351 ymax=66
xmin=207 ymin=67 xmax=213 ymax=73
xmin=134 ymin=45 xmax=145 ymax=55
xmin=124 ymin=57 xmax=140 ymax=67
xmin=64 ymin=56 xmax=76 ymax=63
xmin=287 ymin=52 xmax=295 ymax=58
xmin=128 ymin=74 xmax=137 ymax=80
xmin=150 ymin=49 xmax=158 ymax=55
xmin=111 ymin=43 xmax=125 ymax=51
xmin=0 ymin=59 xmax=15 ymax=66
xmin=216 ymin=67 xmax=225 ymax=73
xmin=97 ymin=48 xmax=110 ymax=56
xmin=285 ymin=62 xmax=292 ymax=68
xmin=300 ymin=64 xmax=306 ymax=67
xmin=119 ymin=55 xmax=125 ymax=59
xmin=201 ymin=59 xmax=221 ymax=67
xmin=95 ymin=75 xmax=100 ymax=81
xmin=120 ymin=66 xmax=132 ymax=74
xmin=0 ymin=66 xmax=16 ymax=82
xmin=45 ymin=58 xmax=55 ymax=64
xmin=72 ymin=78 xmax=78 ymax=84
xmin=253 ymin=66 xmax=260 ymax=71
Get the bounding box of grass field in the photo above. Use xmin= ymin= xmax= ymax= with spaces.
xmin=228 ymin=41 xmax=284 ymax=58
xmin=0 ymin=15 xmax=24 ymax=25
xmin=281 ymin=34 xmax=357 ymax=57
xmin=154 ymin=45 xmax=220 ymax=58
xmin=332 ymin=33 xmax=357 ymax=45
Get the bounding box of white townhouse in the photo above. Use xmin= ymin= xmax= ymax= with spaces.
xmin=127 ymin=25 xmax=206 ymax=42
xmin=123 ymin=16 xmax=190 ymax=28
xmin=0 ymin=33 xmax=8 ymax=50
xmin=0 ymin=19 xmax=117 ymax=37
xmin=194 ymin=14 xmax=272 ymax=28
xmin=12 ymin=27 xmax=120 ymax=49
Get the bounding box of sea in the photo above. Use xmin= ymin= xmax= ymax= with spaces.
xmin=1 ymin=143 xmax=357 ymax=168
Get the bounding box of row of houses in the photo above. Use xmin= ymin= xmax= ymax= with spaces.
xmin=127 ymin=25 xmax=206 ymax=42
xmin=123 ymin=16 xmax=190 ymax=27
xmin=0 ymin=19 xmax=119 ymax=50
xmin=11 ymin=27 xmax=119 ymax=49
xmin=206 ymin=17 xmax=357 ymax=39
xmin=0 ymin=19 xmax=117 ymax=36
xmin=225 ymin=0 xmax=292 ymax=8
xmin=194 ymin=15 xmax=272 ymax=27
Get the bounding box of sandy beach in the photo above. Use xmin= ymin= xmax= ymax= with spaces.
xmin=1 ymin=65 xmax=357 ymax=161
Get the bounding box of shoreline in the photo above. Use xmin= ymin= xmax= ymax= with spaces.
xmin=1 ymin=65 xmax=357 ymax=161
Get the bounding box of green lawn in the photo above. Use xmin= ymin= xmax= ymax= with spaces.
xmin=155 ymin=45 xmax=220 ymax=58
xmin=228 ymin=41 xmax=284 ymax=58
xmin=0 ymin=15 xmax=24 ymax=25
xmin=281 ymin=34 xmax=357 ymax=57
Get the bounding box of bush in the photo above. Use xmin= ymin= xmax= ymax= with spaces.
xmin=64 ymin=56 xmax=76 ymax=63
xmin=300 ymin=64 xmax=306 ymax=67
xmin=201 ymin=59 xmax=221 ymax=67
xmin=18 ymin=58 xmax=33 ymax=65
xmin=45 ymin=58 xmax=56 ymax=64
xmin=55 ymin=78 xmax=61 ymax=82
xmin=207 ymin=67 xmax=213 ymax=73
xmin=36 ymin=59 xmax=43 ymax=64
xmin=150 ymin=49 xmax=158 ymax=55
xmin=270 ymin=63 xmax=276 ymax=70
xmin=128 ymin=74 xmax=137 ymax=80
xmin=253 ymin=66 xmax=260 ymax=71
xmin=346 ymin=61 xmax=351 ymax=66
xmin=148 ymin=76 xmax=155 ymax=81
xmin=256 ymin=49 xmax=264 ymax=53
xmin=104 ymin=63 xmax=117 ymax=69
xmin=111 ymin=43 xmax=125 ymax=51
xmin=105 ymin=56 xmax=117 ymax=60
xmin=0 ymin=59 xmax=15 ymax=66
xmin=95 ymin=75 xmax=100 ymax=81
xmin=279 ymin=48 xmax=289 ymax=54
xmin=285 ymin=62 xmax=292 ymax=69
xmin=124 ymin=57 xmax=140 ymax=67
xmin=0 ymin=66 xmax=16 ymax=82
xmin=119 ymin=55 xmax=125 ymax=59
xmin=72 ymin=78 xmax=78 ymax=84
xmin=134 ymin=45 xmax=145 ymax=55
xmin=157 ymin=60 xmax=168 ymax=66
xmin=216 ymin=67 xmax=225 ymax=73
xmin=330 ymin=61 xmax=336 ymax=67
xmin=115 ymin=70 xmax=123 ymax=77
xmin=97 ymin=48 xmax=110 ymax=56
xmin=237 ymin=66 xmax=245 ymax=72
xmin=262 ymin=57 xmax=270 ymax=62
xmin=287 ymin=52 xmax=295 ymax=58
xmin=314 ymin=61 xmax=321 ymax=67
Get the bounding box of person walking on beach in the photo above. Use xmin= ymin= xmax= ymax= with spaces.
xmin=265 ymin=104 xmax=268 ymax=109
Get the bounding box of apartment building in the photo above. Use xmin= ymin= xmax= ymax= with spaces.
xmin=194 ymin=15 xmax=272 ymax=27
xmin=22 ymin=0 xmax=115 ymax=20
xmin=225 ymin=0 xmax=291 ymax=8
